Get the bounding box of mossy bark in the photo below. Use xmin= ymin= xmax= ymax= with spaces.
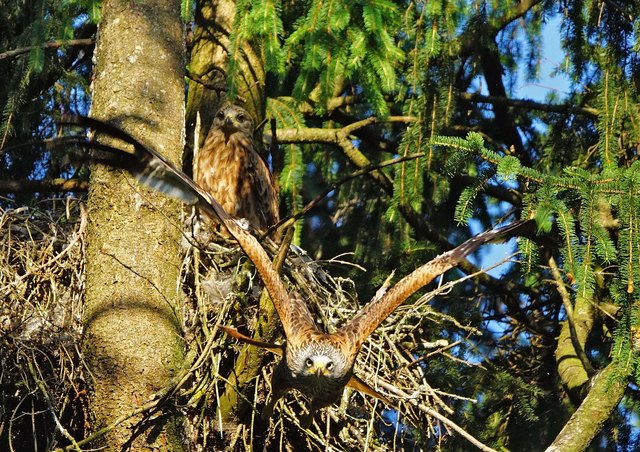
xmin=186 ymin=0 xmax=266 ymax=143
xmin=83 ymin=0 xmax=186 ymax=449
xmin=547 ymin=361 xmax=627 ymax=451
xmin=186 ymin=0 xmax=232 ymax=147
xmin=555 ymin=292 xmax=593 ymax=398
xmin=216 ymin=282 xmax=281 ymax=421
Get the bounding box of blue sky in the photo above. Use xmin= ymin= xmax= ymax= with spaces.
xmin=472 ymin=14 xmax=572 ymax=278
xmin=517 ymin=15 xmax=572 ymax=102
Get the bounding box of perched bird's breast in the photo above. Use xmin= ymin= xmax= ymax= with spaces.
xmin=194 ymin=125 xmax=278 ymax=231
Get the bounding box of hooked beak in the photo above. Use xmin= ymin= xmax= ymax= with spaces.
xmin=308 ymin=363 xmax=330 ymax=377
xmin=305 ymin=356 xmax=334 ymax=377
xmin=220 ymin=115 xmax=237 ymax=133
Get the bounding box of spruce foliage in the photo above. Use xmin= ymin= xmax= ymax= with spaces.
xmin=3 ymin=0 xmax=640 ymax=449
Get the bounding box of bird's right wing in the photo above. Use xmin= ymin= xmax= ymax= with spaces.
xmin=339 ymin=220 xmax=533 ymax=352
xmin=58 ymin=116 xmax=318 ymax=339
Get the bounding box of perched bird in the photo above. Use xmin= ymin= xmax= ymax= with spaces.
xmin=56 ymin=116 xmax=530 ymax=426
xmin=195 ymin=104 xmax=279 ymax=232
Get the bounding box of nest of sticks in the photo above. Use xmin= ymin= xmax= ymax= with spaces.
xmin=0 ymin=197 xmax=485 ymax=451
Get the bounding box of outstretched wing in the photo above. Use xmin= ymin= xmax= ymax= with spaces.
xmin=57 ymin=116 xmax=318 ymax=340
xmin=338 ymin=220 xmax=532 ymax=351
xmin=219 ymin=326 xmax=284 ymax=355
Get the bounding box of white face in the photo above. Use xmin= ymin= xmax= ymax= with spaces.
xmin=289 ymin=342 xmax=347 ymax=380
xmin=303 ymin=354 xmax=335 ymax=375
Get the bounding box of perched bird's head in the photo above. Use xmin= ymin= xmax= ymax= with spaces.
xmin=213 ymin=104 xmax=254 ymax=136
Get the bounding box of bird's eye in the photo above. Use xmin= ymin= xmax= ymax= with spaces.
xmin=216 ymin=111 xmax=225 ymax=119
xmin=305 ymin=358 xmax=313 ymax=368
xmin=326 ymin=361 xmax=334 ymax=371
xmin=237 ymin=114 xmax=247 ymax=122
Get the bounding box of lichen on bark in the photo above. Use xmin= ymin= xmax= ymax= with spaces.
xmin=82 ymin=0 xmax=187 ymax=449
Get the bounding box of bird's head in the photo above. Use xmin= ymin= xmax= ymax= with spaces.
xmin=213 ymin=104 xmax=254 ymax=136
xmin=288 ymin=340 xmax=349 ymax=381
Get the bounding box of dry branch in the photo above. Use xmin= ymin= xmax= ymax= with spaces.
xmin=0 ymin=38 xmax=94 ymax=60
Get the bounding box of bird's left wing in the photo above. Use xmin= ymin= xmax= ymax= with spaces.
xmin=219 ymin=326 xmax=283 ymax=355
xmin=338 ymin=220 xmax=533 ymax=351
xmin=57 ymin=116 xmax=317 ymax=340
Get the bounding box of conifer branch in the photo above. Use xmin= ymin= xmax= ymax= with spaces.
xmin=491 ymin=0 xmax=544 ymax=32
xmin=276 ymin=116 xmax=418 ymax=189
xmin=458 ymin=0 xmax=544 ymax=57
xmin=274 ymin=96 xmax=357 ymax=114
xmin=0 ymin=39 xmax=94 ymax=61
xmin=270 ymin=152 xmax=426 ymax=233
xmin=460 ymin=93 xmax=599 ymax=117
xmin=275 ymin=115 xmax=418 ymax=145
xmin=278 ymin=123 xmax=542 ymax=331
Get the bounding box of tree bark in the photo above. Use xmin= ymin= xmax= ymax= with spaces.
xmin=185 ymin=0 xmax=233 ymax=148
xmin=554 ymin=294 xmax=593 ymax=397
xmin=546 ymin=361 xmax=627 ymax=451
xmin=83 ymin=0 xmax=186 ymax=449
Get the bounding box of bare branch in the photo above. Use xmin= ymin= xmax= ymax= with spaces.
xmin=460 ymin=92 xmax=598 ymax=117
xmin=0 ymin=38 xmax=94 ymax=61
xmin=275 ymin=116 xmax=417 ymax=190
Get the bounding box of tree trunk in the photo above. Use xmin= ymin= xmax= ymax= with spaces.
xmin=83 ymin=0 xmax=186 ymax=449
xmin=554 ymin=292 xmax=593 ymax=398
xmin=185 ymin=0 xmax=232 ymax=149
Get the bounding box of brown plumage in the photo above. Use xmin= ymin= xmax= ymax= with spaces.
xmin=57 ymin=115 xmax=531 ymax=426
xmin=195 ymin=104 xmax=279 ymax=232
